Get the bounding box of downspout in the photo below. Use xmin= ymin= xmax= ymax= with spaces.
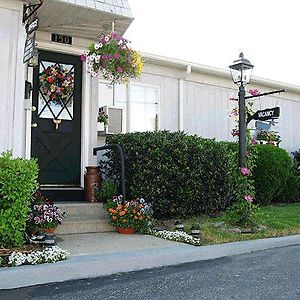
xmin=178 ymin=65 xmax=191 ymax=131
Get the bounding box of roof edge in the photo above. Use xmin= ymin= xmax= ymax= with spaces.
xmin=143 ymin=52 xmax=300 ymax=94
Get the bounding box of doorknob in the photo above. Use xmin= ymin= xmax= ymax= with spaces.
xmin=32 ymin=106 xmax=37 ymax=112
xmin=31 ymin=123 xmax=38 ymax=128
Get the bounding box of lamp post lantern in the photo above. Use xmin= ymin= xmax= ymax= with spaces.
xmin=229 ymin=52 xmax=254 ymax=167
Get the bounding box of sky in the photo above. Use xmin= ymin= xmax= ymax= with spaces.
xmin=124 ymin=0 xmax=300 ymax=86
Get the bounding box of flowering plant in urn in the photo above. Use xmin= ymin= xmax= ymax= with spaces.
xmin=81 ymin=32 xmax=143 ymax=84
xmin=106 ymin=195 xmax=152 ymax=232
xmin=27 ymin=192 xmax=65 ymax=230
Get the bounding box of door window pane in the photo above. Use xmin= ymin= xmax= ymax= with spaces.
xmin=38 ymin=61 xmax=74 ymax=120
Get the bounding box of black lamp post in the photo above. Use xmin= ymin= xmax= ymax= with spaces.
xmin=229 ymin=53 xmax=254 ymax=167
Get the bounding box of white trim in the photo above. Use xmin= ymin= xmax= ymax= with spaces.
xmin=0 ymin=0 xmax=23 ymax=11
xmin=178 ymin=79 xmax=184 ymax=131
xmin=36 ymin=41 xmax=85 ymax=56
xmin=81 ymin=62 xmax=90 ymax=188
xmin=25 ymin=65 xmax=33 ymax=159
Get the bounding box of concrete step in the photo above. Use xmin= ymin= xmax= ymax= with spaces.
xmin=56 ymin=220 xmax=114 ymax=235
xmin=56 ymin=202 xmax=114 ymax=234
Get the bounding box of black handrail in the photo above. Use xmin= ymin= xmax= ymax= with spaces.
xmin=93 ymin=144 xmax=126 ymax=199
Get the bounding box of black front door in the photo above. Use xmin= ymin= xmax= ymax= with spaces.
xmin=31 ymin=51 xmax=82 ymax=194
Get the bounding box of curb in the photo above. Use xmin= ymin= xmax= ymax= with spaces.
xmin=1 ymin=234 xmax=300 ymax=290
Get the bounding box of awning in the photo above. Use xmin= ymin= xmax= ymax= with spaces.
xmin=31 ymin=0 xmax=133 ymax=40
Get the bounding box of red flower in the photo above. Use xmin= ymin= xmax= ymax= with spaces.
xmin=47 ymin=77 xmax=54 ymax=83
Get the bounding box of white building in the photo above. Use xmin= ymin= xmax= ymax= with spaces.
xmin=1 ymin=0 xmax=300 ymax=200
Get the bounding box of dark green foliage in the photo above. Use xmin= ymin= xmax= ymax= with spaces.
xmin=253 ymin=145 xmax=297 ymax=204
xmin=95 ymin=179 xmax=118 ymax=203
xmin=292 ymin=149 xmax=300 ymax=176
xmin=0 ymin=151 xmax=39 ymax=247
xmin=102 ymin=131 xmax=236 ymax=218
xmin=277 ymin=173 xmax=300 ymax=203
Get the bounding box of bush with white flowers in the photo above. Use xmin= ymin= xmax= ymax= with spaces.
xmin=7 ymin=246 xmax=70 ymax=267
xmin=149 ymin=229 xmax=202 ymax=246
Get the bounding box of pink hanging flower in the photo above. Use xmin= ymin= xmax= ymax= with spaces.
xmin=80 ymin=54 xmax=87 ymax=62
xmin=244 ymin=195 xmax=254 ymax=203
xmin=240 ymin=167 xmax=251 ymax=176
xmin=113 ymin=53 xmax=120 ymax=59
xmin=117 ymin=66 xmax=123 ymax=73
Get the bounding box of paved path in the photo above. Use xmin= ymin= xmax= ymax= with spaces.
xmin=1 ymin=245 xmax=300 ymax=299
xmin=1 ymin=233 xmax=300 ymax=290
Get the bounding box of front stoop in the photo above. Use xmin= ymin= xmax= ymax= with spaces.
xmin=56 ymin=203 xmax=114 ymax=234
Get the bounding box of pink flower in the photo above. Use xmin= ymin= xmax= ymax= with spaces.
xmin=80 ymin=54 xmax=86 ymax=62
xmin=244 ymin=195 xmax=254 ymax=203
xmin=251 ymin=138 xmax=257 ymax=145
xmin=117 ymin=66 xmax=123 ymax=73
xmin=231 ymin=129 xmax=239 ymax=137
xmin=240 ymin=167 xmax=251 ymax=176
xmin=249 ymin=89 xmax=260 ymax=96
xmin=113 ymin=53 xmax=120 ymax=59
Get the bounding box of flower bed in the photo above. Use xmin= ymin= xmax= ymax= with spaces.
xmin=0 ymin=246 xmax=70 ymax=267
xmin=149 ymin=229 xmax=202 ymax=246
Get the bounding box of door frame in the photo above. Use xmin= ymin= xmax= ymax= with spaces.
xmin=25 ymin=44 xmax=92 ymax=188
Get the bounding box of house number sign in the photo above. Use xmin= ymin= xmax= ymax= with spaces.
xmin=51 ymin=34 xmax=72 ymax=45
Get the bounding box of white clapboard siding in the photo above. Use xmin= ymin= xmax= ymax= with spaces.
xmin=184 ymin=81 xmax=232 ymax=141
xmin=0 ymin=4 xmax=26 ymax=157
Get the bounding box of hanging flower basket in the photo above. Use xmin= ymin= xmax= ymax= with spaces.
xmin=81 ymin=32 xmax=143 ymax=85
xmin=39 ymin=63 xmax=74 ymax=105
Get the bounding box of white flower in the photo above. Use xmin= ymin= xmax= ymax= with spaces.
xmin=91 ymin=72 xmax=98 ymax=77
xmin=98 ymin=43 xmax=103 ymax=48
xmin=104 ymin=36 xmax=109 ymax=42
xmin=94 ymin=43 xmax=101 ymax=50
xmin=7 ymin=246 xmax=70 ymax=267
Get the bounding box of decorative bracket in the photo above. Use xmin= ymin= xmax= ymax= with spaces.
xmin=23 ymin=0 xmax=43 ymax=24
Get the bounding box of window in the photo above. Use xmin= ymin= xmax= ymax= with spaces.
xmin=99 ymin=82 xmax=160 ymax=133
xmin=128 ymin=83 xmax=159 ymax=132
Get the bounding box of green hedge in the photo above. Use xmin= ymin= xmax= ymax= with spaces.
xmin=102 ymin=131 xmax=236 ymax=218
xmin=253 ymin=145 xmax=299 ymax=204
xmin=0 ymin=151 xmax=39 ymax=247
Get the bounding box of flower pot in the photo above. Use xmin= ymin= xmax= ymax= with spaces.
xmin=116 ymin=227 xmax=136 ymax=234
xmin=41 ymin=227 xmax=56 ymax=234
xmin=84 ymin=166 xmax=102 ymax=202
xmin=97 ymin=122 xmax=105 ymax=132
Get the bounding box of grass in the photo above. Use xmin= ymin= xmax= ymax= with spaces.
xmin=184 ymin=203 xmax=300 ymax=245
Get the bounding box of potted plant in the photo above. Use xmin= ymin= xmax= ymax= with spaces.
xmin=106 ymin=195 xmax=152 ymax=234
xmin=81 ymin=32 xmax=143 ymax=85
xmin=97 ymin=110 xmax=109 ymax=132
xmin=27 ymin=192 xmax=65 ymax=234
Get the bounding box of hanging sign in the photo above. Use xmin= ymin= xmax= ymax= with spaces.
xmin=23 ymin=33 xmax=36 ymax=63
xmin=51 ymin=34 xmax=73 ymax=45
xmin=248 ymin=107 xmax=280 ymax=123
xmin=26 ymin=17 xmax=39 ymax=34
xmin=22 ymin=0 xmax=43 ymax=24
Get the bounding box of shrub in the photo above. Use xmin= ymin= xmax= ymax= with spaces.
xmin=102 ymin=131 xmax=236 ymax=219
xmin=95 ymin=179 xmax=118 ymax=203
xmin=253 ymin=145 xmax=297 ymax=204
xmin=0 ymin=151 xmax=39 ymax=247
